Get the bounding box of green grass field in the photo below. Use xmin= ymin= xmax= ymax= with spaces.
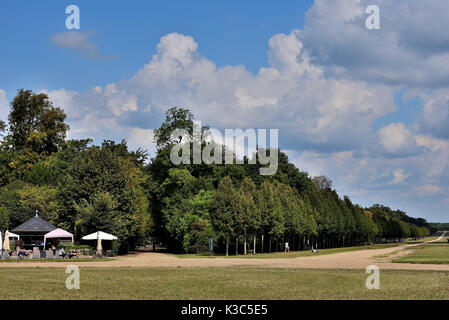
xmin=1 ymin=267 xmax=448 ymax=300
xmin=176 ymin=243 xmax=404 ymax=259
xmin=393 ymin=244 xmax=449 ymax=264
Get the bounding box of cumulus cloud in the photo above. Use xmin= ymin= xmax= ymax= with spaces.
xmin=412 ymin=89 xmax=449 ymax=139
xmin=297 ymin=0 xmax=449 ymax=88
xmin=51 ymin=30 xmax=112 ymax=60
xmin=377 ymin=123 xmax=423 ymax=157
xmin=48 ymin=32 xmax=396 ymax=155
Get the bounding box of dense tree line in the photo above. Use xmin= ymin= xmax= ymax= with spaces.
xmin=146 ymin=106 xmax=432 ymax=253
xmin=0 ymin=90 xmax=432 ymax=255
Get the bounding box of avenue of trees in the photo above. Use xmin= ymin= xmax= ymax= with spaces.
xmin=0 ymin=89 xmax=433 ymax=254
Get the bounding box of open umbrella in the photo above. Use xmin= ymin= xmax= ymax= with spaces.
xmin=3 ymin=230 xmax=10 ymax=252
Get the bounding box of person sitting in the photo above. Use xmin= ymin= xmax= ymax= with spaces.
xmin=59 ymin=247 xmax=66 ymax=258
xmin=18 ymin=249 xmax=27 ymax=259
xmin=69 ymin=249 xmax=78 ymax=259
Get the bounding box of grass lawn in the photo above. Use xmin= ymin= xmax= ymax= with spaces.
xmin=404 ymin=236 xmax=440 ymax=244
xmin=1 ymin=267 xmax=449 ymax=300
xmin=176 ymin=243 xmax=404 ymax=259
xmin=393 ymin=244 xmax=449 ymax=264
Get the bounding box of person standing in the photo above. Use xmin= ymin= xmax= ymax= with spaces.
xmin=285 ymin=242 xmax=289 ymax=253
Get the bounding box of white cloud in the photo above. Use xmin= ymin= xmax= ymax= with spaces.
xmin=378 ymin=123 xmax=422 ymax=157
xmin=48 ymin=32 xmax=396 ymax=156
xmin=127 ymin=128 xmax=155 ymax=155
xmin=297 ymin=0 xmax=449 ymax=88
xmin=413 ymin=184 xmax=444 ymax=197
xmin=51 ymin=30 xmax=111 ymax=60
xmin=390 ymin=169 xmax=410 ymax=185
xmin=413 ymin=88 xmax=449 ymax=139
xmin=0 ymin=89 xmax=8 ymax=122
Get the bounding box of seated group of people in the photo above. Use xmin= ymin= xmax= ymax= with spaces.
xmin=58 ymin=247 xmax=78 ymax=259
xmin=17 ymin=248 xmax=31 ymax=258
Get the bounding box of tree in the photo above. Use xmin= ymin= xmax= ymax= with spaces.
xmin=312 ymin=176 xmax=332 ymax=190
xmin=239 ymin=178 xmax=261 ymax=254
xmin=209 ymin=176 xmax=238 ymax=256
xmin=153 ymin=107 xmax=209 ymax=150
xmin=58 ymin=141 xmax=150 ymax=252
xmin=8 ymin=89 xmax=69 ymax=154
xmin=0 ymin=206 xmax=9 ymax=230
xmin=75 ymin=192 xmax=121 ymax=239
xmin=0 ymin=120 xmax=5 ymax=135
xmin=258 ymin=181 xmax=284 ymax=252
xmin=159 ymin=168 xmax=198 ymax=252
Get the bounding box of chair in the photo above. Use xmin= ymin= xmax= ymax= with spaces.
xmin=32 ymin=248 xmax=40 ymax=259
xmin=45 ymin=250 xmax=54 ymax=260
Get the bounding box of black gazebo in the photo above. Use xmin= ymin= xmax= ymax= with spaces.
xmin=11 ymin=214 xmax=57 ymax=249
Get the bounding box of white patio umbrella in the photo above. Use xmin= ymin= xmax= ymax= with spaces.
xmin=82 ymin=231 xmax=117 ymax=240
xmin=3 ymin=230 xmax=10 ymax=252
xmin=82 ymin=231 xmax=117 ymax=256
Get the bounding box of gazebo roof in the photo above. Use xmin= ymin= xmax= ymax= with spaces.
xmin=12 ymin=214 xmax=57 ymax=234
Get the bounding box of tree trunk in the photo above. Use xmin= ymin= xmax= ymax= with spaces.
xmin=235 ymin=237 xmax=238 ymax=255
xmin=253 ymin=235 xmax=256 ymax=254
xmin=226 ymin=235 xmax=229 ymax=257
xmin=244 ymin=230 xmax=247 ymax=255
xmin=269 ymin=237 xmax=272 ymax=253
xmin=261 ymin=234 xmax=264 ymax=253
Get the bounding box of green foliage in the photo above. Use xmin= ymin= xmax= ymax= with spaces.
xmin=58 ymin=141 xmax=150 ymax=253
xmin=59 ymin=244 xmax=92 ymax=250
xmin=75 ymin=192 xmax=121 ymax=237
xmin=0 ymin=181 xmax=60 ymax=227
xmin=0 ymin=92 xmax=432 ymax=255
xmin=8 ymin=89 xmax=69 ymax=155
xmin=0 ymin=206 xmax=9 ymax=230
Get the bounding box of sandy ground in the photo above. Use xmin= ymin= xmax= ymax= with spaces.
xmin=0 ymin=232 xmax=447 ymax=270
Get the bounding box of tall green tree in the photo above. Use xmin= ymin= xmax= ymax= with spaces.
xmin=8 ymin=89 xmax=69 ymax=154
xmin=209 ymin=176 xmax=238 ymax=256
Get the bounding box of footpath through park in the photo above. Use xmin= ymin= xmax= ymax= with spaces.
xmin=0 ymin=232 xmax=447 ymax=270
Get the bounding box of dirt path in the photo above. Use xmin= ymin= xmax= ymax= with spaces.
xmin=1 ymin=233 xmax=447 ymax=270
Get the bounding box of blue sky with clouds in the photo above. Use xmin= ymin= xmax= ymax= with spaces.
xmin=1 ymin=0 xmax=449 ymax=222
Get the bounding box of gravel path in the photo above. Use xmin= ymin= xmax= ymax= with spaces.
xmin=0 ymin=233 xmax=446 ymax=270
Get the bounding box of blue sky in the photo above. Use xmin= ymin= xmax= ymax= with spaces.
xmin=1 ymin=0 xmax=449 ymax=222
xmin=0 ymin=1 xmax=312 ymax=94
